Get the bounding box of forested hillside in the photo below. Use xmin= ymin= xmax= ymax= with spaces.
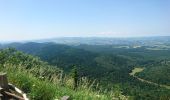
xmin=1 ymin=42 xmax=170 ymax=100
xmin=137 ymin=61 xmax=170 ymax=86
xmin=0 ymin=48 xmax=126 ymax=100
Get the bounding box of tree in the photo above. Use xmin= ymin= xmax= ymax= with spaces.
xmin=71 ymin=66 xmax=78 ymax=90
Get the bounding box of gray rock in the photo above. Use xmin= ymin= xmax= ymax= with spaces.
xmin=61 ymin=96 xmax=70 ymax=100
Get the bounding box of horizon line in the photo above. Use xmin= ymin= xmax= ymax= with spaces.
xmin=1 ymin=35 xmax=170 ymax=43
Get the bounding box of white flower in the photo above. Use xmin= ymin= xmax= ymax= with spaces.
xmin=96 ymin=95 xmax=100 ymax=97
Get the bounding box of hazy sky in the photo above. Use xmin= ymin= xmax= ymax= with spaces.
xmin=0 ymin=0 xmax=170 ymax=41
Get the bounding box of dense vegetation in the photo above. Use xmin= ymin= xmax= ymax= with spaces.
xmin=1 ymin=39 xmax=170 ymax=100
xmin=137 ymin=61 xmax=170 ymax=86
xmin=0 ymin=48 xmax=126 ymax=100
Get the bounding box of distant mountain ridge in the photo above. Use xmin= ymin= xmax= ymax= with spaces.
xmin=1 ymin=36 xmax=170 ymax=46
xmin=30 ymin=36 xmax=170 ymax=46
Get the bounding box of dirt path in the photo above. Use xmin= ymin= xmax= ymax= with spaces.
xmin=130 ymin=67 xmax=170 ymax=89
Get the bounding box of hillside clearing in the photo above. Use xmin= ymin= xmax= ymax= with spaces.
xmin=129 ymin=68 xmax=144 ymax=76
xmin=130 ymin=67 xmax=170 ymax=89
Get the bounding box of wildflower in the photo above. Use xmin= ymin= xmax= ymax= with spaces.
xmin=96 ymin=95 xmax=100 ymax=97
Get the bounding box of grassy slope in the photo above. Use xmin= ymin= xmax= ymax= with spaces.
xmin=0 ymin=48 xmax=127 ymax=100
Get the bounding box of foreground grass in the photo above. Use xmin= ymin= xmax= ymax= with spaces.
xmin=1 ymin=64 xmax=128 ymax=100
xmin=0 ymin=48 xmax=128 ymax=100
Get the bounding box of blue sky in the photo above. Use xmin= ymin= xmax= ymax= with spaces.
xmin=0 ymin=0 xmax=170 ymax=41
